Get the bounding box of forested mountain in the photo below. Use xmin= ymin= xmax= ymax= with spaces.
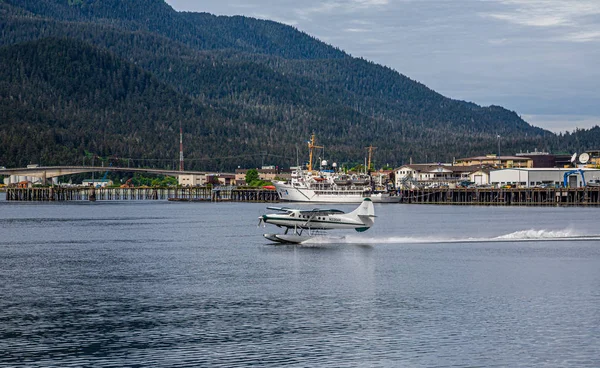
xmin=0 ymin=0 xmax=593 ymax=170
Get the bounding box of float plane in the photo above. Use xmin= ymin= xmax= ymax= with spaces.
xmin=258 ymin=198 xmax=375 ymax=244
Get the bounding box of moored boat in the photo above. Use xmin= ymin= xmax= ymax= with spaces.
xmin=274 ymin=180 xmax=399 ymax=203
xmin=274 ymin=134 xmax=400 ymax=203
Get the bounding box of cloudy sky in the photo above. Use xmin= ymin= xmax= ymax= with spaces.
xmin=166 ymin=0 xmax=600 ymax=133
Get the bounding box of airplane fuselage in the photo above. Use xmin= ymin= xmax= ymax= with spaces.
xmin=261 ymin=212 xmax=365 ymax=230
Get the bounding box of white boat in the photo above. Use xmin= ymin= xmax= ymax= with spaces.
xmin=274 ymin=134 xmax=400 ymax=203
xmin=274 ymin=181 xmax=399 ymax=203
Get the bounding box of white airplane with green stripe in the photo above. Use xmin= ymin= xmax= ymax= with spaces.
xmin=259 ymin=198 xmax=375 ymax=244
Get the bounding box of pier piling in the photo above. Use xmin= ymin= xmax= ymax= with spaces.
xmin=5 ymin=187 xmax=279 ymax=203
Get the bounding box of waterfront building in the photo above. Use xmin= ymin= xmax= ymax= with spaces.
xmin=468 ymin=169 xmax=491 ymax=186
xmin=454 ymin=154 xmax=532 ymax=168
xmin=490 ymin=168 xmax=600 ymax=188
xmin=5 ymin=175 xmax=43 ymax=186
xmin=178 ymin=174 xmax=205 ymax=186
xmin=372 ymin=169 xmax=395 ymax=190
xmin=394 ymin=164 xmax=483 ymax=189
xmin=206 ymin=173 xmax=236 ymax=186
xmin=514 ymin=150 xmax=556 ymax=168
xmin=581 ymin=150 xmax=600 ymax=167
xmin=178 ymin=173 xmax=236 ymax=186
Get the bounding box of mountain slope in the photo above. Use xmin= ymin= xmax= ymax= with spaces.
xmin=0 ymin=0 xmax=585 ymax=170
xmin=3 ymin=0 xmax=539 ymax=135
xmin=0 ymin=38 xmax=202 ymax=167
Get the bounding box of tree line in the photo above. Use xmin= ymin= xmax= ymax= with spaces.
xmin=0 ymin=0 xmax=597 ymax=171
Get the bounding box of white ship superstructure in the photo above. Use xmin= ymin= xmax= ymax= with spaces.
xmin=274 ymin=134 xmax=400 ymax=203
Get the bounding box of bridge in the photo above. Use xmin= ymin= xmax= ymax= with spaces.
xmin=0 ymin=166 xmax=207 ymax=181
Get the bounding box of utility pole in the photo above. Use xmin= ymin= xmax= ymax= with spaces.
xmin=179 ymin=124 xmax=184 ymax=172
xmin=497 ymin=134 xmax=501 ymax=167
xmin=497 ymin=134 xmax=501 ymax=157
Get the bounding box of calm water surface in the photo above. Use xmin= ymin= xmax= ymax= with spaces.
xmin=1 ymin=197 xmax=599 ymax=367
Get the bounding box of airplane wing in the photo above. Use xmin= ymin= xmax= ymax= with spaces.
xmin=298 ymin=209 xmax=346 ymax=215
xmin=266 ymin=206 xmax=294 ymax=213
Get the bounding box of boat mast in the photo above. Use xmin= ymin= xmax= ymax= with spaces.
xmin=366 ymin=145 xmax=377 ymax=172
xmin=307 ymin=133 xmax=323 ymax=172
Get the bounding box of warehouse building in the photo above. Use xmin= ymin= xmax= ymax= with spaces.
xmin=490 ymin=168 xmax=600 ymax=188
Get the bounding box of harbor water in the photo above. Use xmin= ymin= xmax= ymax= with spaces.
xmin=1 ymin=196 xmax=599 ymax=367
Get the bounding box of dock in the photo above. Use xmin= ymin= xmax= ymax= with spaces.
xmin=398 ymin=187 xmax=600 ymax=206
xmin=5 ymin=186 xmax=600 ymax=206
xmin=4 ymin=186 xmax=279 ymax=202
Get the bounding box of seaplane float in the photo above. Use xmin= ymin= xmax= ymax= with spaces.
xmin=258 ymin=198 xmax=375 ymax=244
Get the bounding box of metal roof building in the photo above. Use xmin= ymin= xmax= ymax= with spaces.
xmin=490 ymin=168 xmax=600 ymax=188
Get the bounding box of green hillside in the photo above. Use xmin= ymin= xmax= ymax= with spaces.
xmin=0 ymin=0 xmax=593 ymax=170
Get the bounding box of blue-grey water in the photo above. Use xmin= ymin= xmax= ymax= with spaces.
xmin=1 ymin=195 xmax=599 ymax=367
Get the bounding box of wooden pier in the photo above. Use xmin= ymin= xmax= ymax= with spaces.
xmin=398 ymin=187 xmax=600 ymax=206
xmin=6 ymin=186 xmax=600 ymax=206
xmin=4 ymin=186 xmax=279 ymax=202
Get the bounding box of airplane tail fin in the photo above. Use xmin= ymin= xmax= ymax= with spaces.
xmin=348 ymin=198 xmax=375 ymax=231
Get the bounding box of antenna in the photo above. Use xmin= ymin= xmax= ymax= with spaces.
xmin=307 ymin=133 xmax=323 ymax=172
xmin=179 ymin=124 xmax=184 ymax=171
xmin=579 ymin=152 xmax=590 ymax=164
xmin=570 ymin=152 xmax=577 ymax=164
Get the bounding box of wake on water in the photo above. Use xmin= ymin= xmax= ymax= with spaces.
xmin=301 ymin=228 xmax=600 ymax=245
